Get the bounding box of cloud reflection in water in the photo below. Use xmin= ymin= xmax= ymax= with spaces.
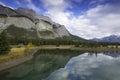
xmin=44 ymin=52 xmax=120 ymax=80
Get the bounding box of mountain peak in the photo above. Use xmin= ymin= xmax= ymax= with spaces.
xmin=0 ymin=4 xmax=17 ymax=16
xmin=0 ymin=4 xmax=71 ymax=39
xmin=16 ymin=7 xmax=36 ymax=15
xmin=108 ymin=35 xmax=120 ymax=38
xmin=91 ymin=35 xmax=120 ymax=43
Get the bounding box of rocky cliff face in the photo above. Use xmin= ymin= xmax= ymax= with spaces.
xmin=0 ymin=17 xmax=35 ymax=29
xmin=0 ymin=5 xmax=17 ymax=16
xmin=0 ymin=5 xmax=70 ymax=39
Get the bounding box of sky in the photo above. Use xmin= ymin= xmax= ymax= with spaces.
xmin=0 ymin=0 xmax=120 ymax=39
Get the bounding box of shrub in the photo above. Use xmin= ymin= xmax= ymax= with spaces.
xmin=0 ymin=30 xmax=10 ymax=55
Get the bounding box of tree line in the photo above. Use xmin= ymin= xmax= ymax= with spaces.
xmin=0 ymin=30 xmax=10 ymax=55
xmin=8 ymin=37 xmax=120 ymax=47
xmin=1 ymin=31 xmax=120 ymax=55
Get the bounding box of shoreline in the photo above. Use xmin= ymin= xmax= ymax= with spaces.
xmin=38 ymin=45 xmax=120 ymax=52
xmin=0 ymin=49 xmax=38 ymax=72
xmin=0 ymin=46 xmax=120 ymax=72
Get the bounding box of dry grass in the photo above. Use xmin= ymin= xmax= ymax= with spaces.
xmin=0 ymin=45 xmax=37 ymax=63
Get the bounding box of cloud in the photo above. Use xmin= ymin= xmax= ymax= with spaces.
xmin=85 ymin=4 xmax=120 ymax=38
xmin=0 ymin=1 xmax=14 ymax=9
xmin=24 ymin=0 xmax=41 ymax=13
xmin=41 ymin=0 xmax=69 ymax=9
xmin=14 ymin=0 xmax=41 ymax=12
xmin=41 ymin=0 xmax=73 ymax=29
xmin=89 ymin=0 xmax=108 ymax=5
xmin=0 ymin=1 xmax=5 ymax=6
xmin=42 ymin=0 xmax=120 ymax=39
xmin=69 ymin=4 xmax=120 ymax=39
xmin=14 ymin=0 xmax=21 ymax=6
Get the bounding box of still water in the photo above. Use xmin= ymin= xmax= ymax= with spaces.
xmin=0 ymin=50 xmax=120 ymax=80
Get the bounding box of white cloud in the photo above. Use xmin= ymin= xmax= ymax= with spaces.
xmin=42 ymin=0 xmax=69 ymax=9
xmin=14 ymin=0 xmax=21 ymax=6
xmin=85 ymin=4 xmax=120 ymax=38
xmin=25 ymin=0 xmax=41 ymax=13
xmin=0 ymin=1 xmax=14 ymax=9
xmin=41 ymin=0 xmax=73 ymax=28
xmin=42 ymin=0 xmax=120 ymax=39
xmin=0 ymin=1 xmax=5 ymax=6
xmin=14 ymin=0 xmax=41 ymax=12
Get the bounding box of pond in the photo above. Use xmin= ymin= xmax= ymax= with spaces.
xmin=0 ymin=50 xmax=120 ymax=80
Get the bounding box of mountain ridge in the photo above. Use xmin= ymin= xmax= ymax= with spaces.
xmin=0 ymin=4 xmax=87 ymax=41
xmin=91 ymin=35 xmax=120 ymax=43
xmin=0 ymin=5 xmax=70 ymax=39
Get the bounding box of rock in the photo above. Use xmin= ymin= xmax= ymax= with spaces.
xmin=55 ymin=25 xmax=70 ymax=37
xmin=0 ymin=4 xmax=70 ymax=39
xmin=0 ymin=5 xmax=17 ymax=16
xmin=16 ymin=7 xmax=53 ymax=23
xmin=0 ymin=16 xmax=35 ymax=32
xmin=16 ymin=7 xmax=36 ymax=22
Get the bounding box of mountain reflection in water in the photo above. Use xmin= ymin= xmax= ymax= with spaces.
xmin=0 ymin=49 xmax=83 ymax=80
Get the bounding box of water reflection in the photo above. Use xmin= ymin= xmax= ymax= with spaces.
xmin=44 ymin=52 xmax=120 ymax=80
xmin=0 ymin=49 xmax=83 ymax=80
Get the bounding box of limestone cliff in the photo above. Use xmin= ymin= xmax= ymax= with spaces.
xmin=0 ymin=5 xmax=70 ymax=39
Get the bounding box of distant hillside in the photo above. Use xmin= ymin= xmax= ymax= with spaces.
xmin=91 ymin=35 xmax=120 ymax=43
xmin=69 ymin=34 xmax=89 ymax=41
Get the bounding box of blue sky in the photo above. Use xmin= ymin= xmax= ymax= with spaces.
xmin=0 ymin=0 xmax=120 ymax=39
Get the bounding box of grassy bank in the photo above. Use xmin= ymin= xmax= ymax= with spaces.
xmin=0 ymin=46 xmax=37 ymax=63
xmin=1 ymin=45 xmax=120 ymax=63
xmin=38 ymin=45 xmax=120 ymax=51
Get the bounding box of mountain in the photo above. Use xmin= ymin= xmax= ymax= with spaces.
xmin=91 ymin=35 xmax=120 ymax=43
xmin=0 ymin=5 xmax=71 ymax=39
xmin=69 ymin=34 xmax=89 ymax=41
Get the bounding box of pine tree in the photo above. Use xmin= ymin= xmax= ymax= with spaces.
xmin=0 ymin=30 xmax=10 ymax=55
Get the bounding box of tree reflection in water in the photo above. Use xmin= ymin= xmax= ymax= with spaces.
xmin=0 ymin=49 xmax=83 ymax=80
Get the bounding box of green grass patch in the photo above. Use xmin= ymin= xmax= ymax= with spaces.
xmin=39 ymin=30 xmax=54 ymax=36
xmin=6 ymin=24 xmax=37 ymax=38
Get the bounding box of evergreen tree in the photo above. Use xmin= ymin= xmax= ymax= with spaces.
xmin=0 ymin=30 xmax=10 ymax=55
